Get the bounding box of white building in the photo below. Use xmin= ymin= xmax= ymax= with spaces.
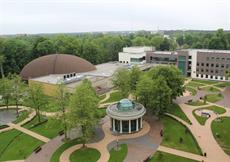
xmin=118 ymin=46 xmax=155 ymax=64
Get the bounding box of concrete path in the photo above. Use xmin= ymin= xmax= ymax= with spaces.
xmin=25 ymin=135 xmax=64 ymax=162
xmin=157 ymin=146 xmax=206 ymax=161
xmin=7 ymin=123 xmax=50 ymax=143
xmin=60 ymin=117 xmax=151 ymax=162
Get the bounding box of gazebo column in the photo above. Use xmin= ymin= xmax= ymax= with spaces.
xmin=112 ymin=118 xmax=115 ymax=132
xmin=136 ymin=118 xmax=139 ymax=131
xmin=129 ymin=120 xmax=131 ymax=133
xmin=120 ymin=120 xmax=122 ymax=133
xmin=140 ymin=117 xmax=143 ymax=129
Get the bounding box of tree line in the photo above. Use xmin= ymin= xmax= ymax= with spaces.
xmin=0 ymin=29 xmax=229 ymax=77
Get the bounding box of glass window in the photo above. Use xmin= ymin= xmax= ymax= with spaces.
xmin=201 ymin=63 xmax=204 ymax=66
xmin=221 ymin=64 xmax=225 ymax=68
xmin=216 ymin=64 xmax=219 ymax=68
xmin=206 ymin=63 xmax=209 ymax=67
xmin=197 ymin=63 xmax=200 ymax=66
xmin=211 ymin=63 xmax=214 ymax=67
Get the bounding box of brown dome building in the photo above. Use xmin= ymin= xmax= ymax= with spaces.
xmin=20 ymin=54 xmax=96 ymax=80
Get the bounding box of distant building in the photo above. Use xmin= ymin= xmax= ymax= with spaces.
xmin=118 ymin=46 xmax=155 ymax=64
xmin=119 ymin=47 xmax=230 ymax=81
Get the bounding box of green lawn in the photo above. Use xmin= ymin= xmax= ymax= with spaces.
xmin=23 ymin=116 xmax=62 ymax=138
xmin=186 ymin=81 xmax=204 ymax=88
xmin=215 ymin=82 xmax=230 ymax=88
xmin=166 ymin=104 xmax=191 ymax=124
xmin=108 ymin=144 xmax=128 ymax=162
xmin=192 ymin=111 xmax=208 ymax=125
xmin=206 ymin=93 xmax=224 ymax=103
xmin=212 ymin=117 xmax=230 ymax=155
xmin=0 ymin=129 xmax=43 ymax=161
xmin=13 ymin=110 xmax=30 ymax=124
xmin=186 ymin=87 xmax=197 ymax=96
xmin=150 ymin=151 xmax=199 ymax=162
xmin=192 ymin=79 xmax=219 ymax=85
xmin=187 ymin=100 xmax=207 ymax=106
xmin=70 ymin=147 xmax=100 ymax=162
xmin=161 ymin=116 xmax=202 ymax=155
xmin=101 ymin=91 xmax=123 ymax=103
xmin=201 ymin=86 xmax=220 ymax=92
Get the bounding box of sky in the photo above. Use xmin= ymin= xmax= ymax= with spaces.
xmin=0 ymin=0 xmax=230 ymax=34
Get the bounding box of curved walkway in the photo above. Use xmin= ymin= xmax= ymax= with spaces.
xmin=59 ymin=116 xmax=151 ymax=162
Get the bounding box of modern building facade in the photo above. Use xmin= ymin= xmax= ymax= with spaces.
xmin=106 ymin=99 xmax=146 ymax=134
xmin=119 ymin=47 xmax=230 ymax=81
xmin=118 ymin=46 xmax=155 ymax=64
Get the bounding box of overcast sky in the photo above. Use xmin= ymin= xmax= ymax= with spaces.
xmin=0 ymin=0 xmax=229 ymax=34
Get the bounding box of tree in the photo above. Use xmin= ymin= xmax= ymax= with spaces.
xmin=67 ymin=80 xmax=100 ymax=147
xmin=0 ymin=54 xmax=5 ymax=78
xmin=148 ymin=65 xmax=185 ymax=100
xmin=130 ymin=65 xmax=142 ymax=99
xmin=0 ymin=77 xmax=13 ymax=109
xmin=10 ymin=74 xmax=26 ymax=116
xmin=27 ymin=83 xmax=47 ymax=123
xmin=55 ymin=83 xmax=69 ymax=140
xmin=136 ymin=76 xmax=171 ymax=116
xmin=112 ymin=68 xmax=130 ymax=97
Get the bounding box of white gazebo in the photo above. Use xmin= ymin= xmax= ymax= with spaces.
xmin=106 ymin=99 xmax=146 ymax=134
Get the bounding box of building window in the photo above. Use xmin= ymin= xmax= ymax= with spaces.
xmin=196 ymin=74 xmax=199 ymax=77
xmin=189 ymin=56 xmax=192 ymax=59
xmin=201 ymin=74 xmax=203 ymax=78
xmin=150 ymin=56 xmax=153 ymax=60
xmin=220 ymin=77 xmax=223 ymax=80
xmin=201 ymin=69 xmax=204 ymax=72
xmin=206 ymin=63 xmax=209 ymax=67
xmin=211 ymin=63 xmax=214 ymax=67
xmin=215 ymin=76 xmax=218 ymax=79
xmin=206 ymin=75 xmax=208 ymax=78
xmin=216 ymin=70 xmax=218 ymax=73
xmin=201 ymin=63 xmax=204 ymax=66
xmin=206 ymin=69 xmax=209 ymax=72
xmin=210 ymin=75 xmax=213 ymax=79
xmin=222 ymin=58 xmax=225 ymax=61
xmin=216 ymin=57 xmax=220 ymax=61
xmin=221 ymin=64 xmax=225 ymax=68
xmin=197 ymin=69 xmax=199 ymax=72
xmin=211 ymin=70 xmax=214 ymax=73
xmin=197 ymin=63 xmax=200 ymax=66
xmin=211 ymin=57 xmax=215 ymax=60
xmin=216 ymin=64 xmax=219 ymax=68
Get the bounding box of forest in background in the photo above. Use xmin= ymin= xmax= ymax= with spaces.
xmin=0 ymin=29 xmax=230 ymax=76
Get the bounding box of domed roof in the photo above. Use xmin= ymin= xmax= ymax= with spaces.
xmin=117 ymin=99 xmax=134 ymax=111
xmin=20 ymin=54 xmax=96 ymax=80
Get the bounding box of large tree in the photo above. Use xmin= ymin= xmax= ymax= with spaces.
xmin=27 ymin=83 xmax=47 ymax=123
xmin=10 ymin=74 xmax=26 ymax=116
xmin=112 ymin=68 xmax=131 ymax=97
xmin=130 ymin=65 xmax=142 ymax=99
xmin=55 ymin=83 xmax=69 ymax=140
xmin=0 ymin=54 xmax=5 ymax=78
xmin=0 ymin=77 xmax=13 ymax=109
xmin=67 ymin=80 xmax=100 ymax=147
xmin=148 ymin=65 xmax=185 ymax=100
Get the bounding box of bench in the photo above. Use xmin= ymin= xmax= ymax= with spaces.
xmin=34 ymin=146 xmax=42 ymax=153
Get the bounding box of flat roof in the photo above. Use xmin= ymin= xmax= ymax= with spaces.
xmin=180 ymin=49 xmax=230 ymax=54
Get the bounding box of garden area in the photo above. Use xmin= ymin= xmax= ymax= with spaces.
xmin=23 ymin=116 xmax=63 ymax=139
xmin=150 ymin=151 xmax=199 ymax=162
xmin=193 ymin=106 xmax=226 ymax=125
xmin=200 ymin=86 xmax=220 ymax=93
xmin=108 ymin=144 xmax=128 ymax=162
xmin=70 ymin=147 xmax=100 ymax=162
xmin=161 ymin=116 xmax=202 ymax=155
xmin=186 ymin=86 xmax=197 ymax=96
xmin=166 ymin=103 xmax=191 ymax=124
xmin=192 ymin=79 xmax=219 ymax=85
xmin=206 ymin=93 xmax=224 ymax=103
xmin=186 ymin=100 xmax=207 ymax=106
xmin=211 ymin=117 xmax=230 ymax=155
xmin=101 ymin=91 xmax=123 ymax=103
xmin=0 ymin=129 xmax=43 ymax=161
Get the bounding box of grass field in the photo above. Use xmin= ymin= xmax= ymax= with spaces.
xmin=70 ymin=147 xmax=100 ymax=162
xmin=166 ymin=103 xmax=191 ymax=124
xmin=150 ymin=151 xmax=199 ymax=162
xmin=187 ymin=81 xmax=204 ymax=88
xmin=0 ymin=129 xmax=43 ymax=161
xmin=186 ymin=87 xmax=197 ymax=96
xmin=192 ymin=79 xmax=219 ymax=85
xmin=161 ymin=116 xmax=202 ymax=155
xmin=211 ymin=117 xmax=230 ymax=155
xmin=201 ymin=86 xmax=220 ymax=92
xmin=101 ymin=91 xmax=123 ymax=103
xmin=206 ymin=93 xmax=224 ymax=103
xmin=50 ymin=138 xmax=82 ymax=162
xmin=108 ymin=144 xmax=128 ymax=162
xmin=215 ymin=82 xmax=230 ymax=88
xmin=23 ymin=116 xmax=62 ymax=138
xmin=187 ymin=100 xmax=207 ymax=106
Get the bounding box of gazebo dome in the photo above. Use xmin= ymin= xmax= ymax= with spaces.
xmin=117 ymin=99 xmax=134 ymax=111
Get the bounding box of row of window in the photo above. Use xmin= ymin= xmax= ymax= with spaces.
xmin=197 ymin=74 xmax=226 ymax=80
xmin=197 ymin=62 xmax=229 ymax=68
xmin=197 ymin=69 xmax=226 ymax=74
xmin=206 ymin=57 xmax=230 ymax=61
